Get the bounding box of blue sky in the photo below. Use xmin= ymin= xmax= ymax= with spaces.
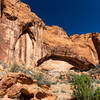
xmin=22 ymin=0 xmax=100 ymax=36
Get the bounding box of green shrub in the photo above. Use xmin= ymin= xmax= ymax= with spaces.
xmin=69 ymin=74 xmax=100 ymax=100
xmin=93 ymin=87 xmax=100 ymax=100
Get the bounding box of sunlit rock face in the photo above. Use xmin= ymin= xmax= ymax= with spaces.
xmin=0 ymin=73 xmax=57 ymax=100
xmin=0 ymin=0 xmax=100 ymax=70
xmin=0 ymin=0 xmax=45 ymax=66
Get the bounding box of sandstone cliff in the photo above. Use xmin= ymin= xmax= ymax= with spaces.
xmin=0 ymin=0 xmax=100 ymax=71
xmin=0 ymin=0 xmax=100 ymax=100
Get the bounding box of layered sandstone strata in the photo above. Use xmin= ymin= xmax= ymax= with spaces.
xmin=0 ymin=0 xmax=100 ymax=70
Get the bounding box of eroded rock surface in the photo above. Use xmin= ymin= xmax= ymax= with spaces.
xmin=0 ymin=0 xmax=45 ymax=67
xmin=0 ymin=73 xmax=56 ymax=100
xmin=0 ymin=0 xmax=100 ymax=100
xmin=0 ymin=0 xmax=100 ymax=71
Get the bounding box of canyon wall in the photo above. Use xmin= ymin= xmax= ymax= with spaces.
xmin=0 ymin=0 xmax=45 ymax=67
xmin=0 ymin=0 xmax=100 ymax=70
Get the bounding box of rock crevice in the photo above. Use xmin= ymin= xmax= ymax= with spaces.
xmin=0 ymin=0 xmax=100 ymax=71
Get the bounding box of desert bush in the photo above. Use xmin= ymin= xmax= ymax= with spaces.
xmin=0 ymin=71 xmax=5 ymax=78
xmin=9 ymin=63 xmax=32 ymax=74
xmin=53 ymin=90 xmax=59 ymax=93
xmin=69 ymin=74 xmax=100 ymax=100
xmin=9 ymin=63 xmax=57 ymax=86
xmin=9 ymin=63 xmax=25 ymax=73
xmin=2 ymin=63 xmax=8 ymax=69
xmin=33 ymin=72 xmax=57 ymax=86
xmin=96 ymin=64 xmax=100 ymax=68
xmin=0 ymin=60 xmax=2 ymax=64
xmin=59 ymin=74 xmax=68 ymax=84
xmin=95 ymin=79 xmax=100 ymax=84
xmin=61 ymin=90 xmax=66 ymax=93
xmin=89 ymin=64 xmax=100 ymax=75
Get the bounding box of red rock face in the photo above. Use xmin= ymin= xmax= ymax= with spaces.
xmin=92 ymin=33 xmax=100 ymax=63
xmin=42 ymin=28 xmax=99 ymax=70
xmin=0 ymin=0 xmax=45 ymax=66
xmin=0 ymin=73 xmax=56 ymax=100
xmin=0 ymin=0 xmax=100 ymax=70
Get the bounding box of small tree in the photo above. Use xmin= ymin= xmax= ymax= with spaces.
xmin=69 ymin=74 xmax=100 ymax=100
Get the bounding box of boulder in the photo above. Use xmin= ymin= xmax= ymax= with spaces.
xmin=0 ymin=72 xmax=56 ymax=100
